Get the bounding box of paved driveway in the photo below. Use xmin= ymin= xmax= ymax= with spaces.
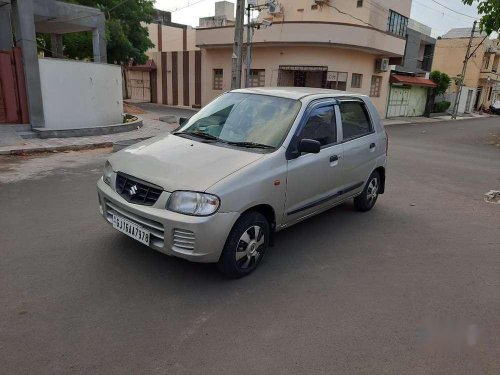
xmin=0 ymin=117 xmax=499 ymax=374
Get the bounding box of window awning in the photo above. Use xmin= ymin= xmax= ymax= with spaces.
xmin=390 ymin=74 xmax=437 ymax=88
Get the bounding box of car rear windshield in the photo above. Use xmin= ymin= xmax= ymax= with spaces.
xmin=178 ymin=93 xmax=302 ymax=148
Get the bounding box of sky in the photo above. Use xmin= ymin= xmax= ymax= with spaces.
xmin=155 ymin=0 xmax=482 ymax=38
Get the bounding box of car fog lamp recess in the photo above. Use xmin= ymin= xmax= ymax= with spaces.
xmin=103 ymin=161 xmax=113 ymax=186
xmin=167 ymin=191 xmax=220 ymax=216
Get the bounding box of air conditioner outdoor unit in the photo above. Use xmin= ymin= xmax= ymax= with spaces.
xmin=376 ymin=58 xmax=390 ymax=72
xmin=268 ymin=4 xmax=282 ymax=14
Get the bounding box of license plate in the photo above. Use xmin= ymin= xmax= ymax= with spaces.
xmin=112 ymin=214 xmax=150 ymax=246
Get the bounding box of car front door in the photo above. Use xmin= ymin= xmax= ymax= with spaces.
xmin=338 ymin=99 xmax=379 ymax=194
xmin=284 ymin=100 xmax=345 ymax=225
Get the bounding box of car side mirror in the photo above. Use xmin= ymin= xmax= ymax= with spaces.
xmin=179 ymin=117 xmax=190 ymax=126
xmin=298 ymin=139 xmax=321 ymax=154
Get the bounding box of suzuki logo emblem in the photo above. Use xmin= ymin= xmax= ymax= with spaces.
xmin=129 ymin=185 xmax=138 ymax=196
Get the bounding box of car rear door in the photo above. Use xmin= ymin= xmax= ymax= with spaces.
xmin=338 ymin=98 xmax=379 ymax=193
xmin=284 ymin=99 xmax=345 ymax=225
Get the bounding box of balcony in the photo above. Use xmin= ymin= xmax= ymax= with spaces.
xmin=196 ymin=22 xmax=407 ymax=57
xmin=479 ymin=71 xmax=500 ymax=83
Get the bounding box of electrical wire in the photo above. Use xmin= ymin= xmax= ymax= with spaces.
xmin=429 ymin=0 xmax=479 ymax=20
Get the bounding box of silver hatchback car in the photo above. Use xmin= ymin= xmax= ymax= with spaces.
xmin=97 ymin=88 xmax=387 ymax=277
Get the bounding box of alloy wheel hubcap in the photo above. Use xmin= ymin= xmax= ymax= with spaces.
xmin=367 ymin=178 xmax=379 ymax=204
xmin=236 ymin=226 xmax=265 ymax=269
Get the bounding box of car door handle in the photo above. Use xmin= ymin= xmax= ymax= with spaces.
xmin=330 ymin=155 xmax=339 ymax=162
xmin=370 ymin=143 xmax=376 ymax=149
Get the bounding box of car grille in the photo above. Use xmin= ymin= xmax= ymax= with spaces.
xmin=115 ymin=172 xmax=163 ymax=206
xmin=105 ymin=200 xmax=165 ymax=248
xmin=172 ymin=229 xmax=195 ymax=252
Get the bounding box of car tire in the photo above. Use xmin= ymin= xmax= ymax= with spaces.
xmin=217 ymin=211 xmax=270 ymax=278
xmin=354 ymin=170 xmax=381 ymax=212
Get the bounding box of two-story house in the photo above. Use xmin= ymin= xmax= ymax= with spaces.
xmin=195 ymin=0 xmax=412 ymax=118
xmin=432 ymin=28 xmax=500 ymax=114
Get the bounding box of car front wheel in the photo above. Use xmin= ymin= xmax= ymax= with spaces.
xmin=217 ymin=212 xmax=269 ymax=278
xmin=354 ymin=170 xmax=380 ymax=212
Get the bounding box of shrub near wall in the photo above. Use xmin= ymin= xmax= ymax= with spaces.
xmin=434 ymin=101 xmax=451 ymax=113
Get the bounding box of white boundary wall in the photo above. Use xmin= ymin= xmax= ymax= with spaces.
xmin=39 ymin=58 xmax=123 ymax=129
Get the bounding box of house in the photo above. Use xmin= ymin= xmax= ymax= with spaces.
xmin=386 ymin=19 xmax=437 ymax=118
xmin=432 ymin=27 xmax=500 ymax=114
xmin=140 ymin=9 xmax=202 ymax=108
xmin=0 ymin=0 xmax=122 ymax=135
xmin=195 ymin=0 xmax=412 ymax=118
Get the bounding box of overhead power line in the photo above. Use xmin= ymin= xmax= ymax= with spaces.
xmin=429 ymin=0 xmax=479 ymax=20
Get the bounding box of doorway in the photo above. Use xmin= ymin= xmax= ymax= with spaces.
xmin=278 ymin=66 xmax=328 ymax=88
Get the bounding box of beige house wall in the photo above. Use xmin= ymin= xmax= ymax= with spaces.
xmin=432 ymin=37 xmax=485 ymax=90
xmin=201 ymin=46 xmax=392 ymax=117
xmin=257 ymin=0 xmax=411 ymax=31
xmin=432 ymin=37 xmax=500 ymax=109
xmin=145 ymin=23 xmax=198 ymax=53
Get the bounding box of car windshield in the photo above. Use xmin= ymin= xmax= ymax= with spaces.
xmin=177 ymin=93 xmax=302 ymax=148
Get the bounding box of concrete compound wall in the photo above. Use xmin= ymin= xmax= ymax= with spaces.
xmin=38 ymin=58 xmax=122 ymax=129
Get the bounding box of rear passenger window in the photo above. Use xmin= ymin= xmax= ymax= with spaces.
xmin=298 ymin=106 xmax=336 ymax=147
xmin=339 ymin=101 xmax=373 ymax=140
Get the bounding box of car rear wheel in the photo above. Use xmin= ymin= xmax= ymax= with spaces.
xmin=354 ymin=170 xmax=380 ymax=212
xmin=217 ymin=212 xmax=269 ymax=278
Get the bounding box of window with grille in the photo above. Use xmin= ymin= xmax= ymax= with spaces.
xmin=327 ymin=71 xmax=348 ymax=91
xmin=351 ymin=73 xmax=363 ymax=89
xmin=387 ymin=10 xmax=408 ymax=37
xmin=248 ymin=69 xmax=265 ymax=87
xmin=357 ymin=0 xmax=363 ymax=7
xmin=370 ymin=75 xmax=382 ymax=97
xmin=482 ymin=56 xmax=490 ymax=70
xmin=213 ymin=69 xmax=223 ymax=90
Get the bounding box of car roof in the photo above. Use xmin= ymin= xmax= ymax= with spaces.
xmin=232 ymin=87 xmax=366 ymax=101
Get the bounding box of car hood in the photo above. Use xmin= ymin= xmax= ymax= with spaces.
xmin=108 ymin=133 xmax=264 ymax=192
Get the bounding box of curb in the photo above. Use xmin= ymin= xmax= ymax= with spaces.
xmin=33 ymin=116 xmax=143 ymax=139
xmin=0 ymin=142 xmax=113 ymax=156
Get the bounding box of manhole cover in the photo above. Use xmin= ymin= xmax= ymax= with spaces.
xmin=484 ymin=190 xmax=500 ymax=204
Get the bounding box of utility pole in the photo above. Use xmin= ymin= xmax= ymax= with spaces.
xmin=245 ymin=3 xmax=252 ymax=88
xmin=231 ymin=0 xmax=245 ymax=89
xmin=452 ymin=20 xmax=476 ymax=119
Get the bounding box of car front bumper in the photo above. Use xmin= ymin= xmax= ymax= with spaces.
xmin=97 ymin=178 xmax=239 ymax=263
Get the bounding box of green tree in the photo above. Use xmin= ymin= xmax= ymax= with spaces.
xmin=462 ymin=0 xmax=500 ymax=34
xmin=60 ymin=0 xmax=155 ymax=64
xmin=430 ymin=70 xmax=451 ymax=97
xmin=428 ymin=70 xmax=452 ymax=113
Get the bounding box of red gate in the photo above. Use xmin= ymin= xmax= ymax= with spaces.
xmin=0 ymin=47 xmax=29 ymax=124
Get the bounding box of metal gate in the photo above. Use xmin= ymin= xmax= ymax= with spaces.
xmin=387 ymin=86 xmax=410 ymax=118
xmin=127 ymin=70 xmax=151 ymax=102
xmin=0 ymin=48 xmax=29 ymax=124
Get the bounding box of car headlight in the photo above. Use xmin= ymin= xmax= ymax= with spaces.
xmin=167 ymin=191 xmax=220 ymax=216
xmin=103 ymin=161 xmax=113 ymax=185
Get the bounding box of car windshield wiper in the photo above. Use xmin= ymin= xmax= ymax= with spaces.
xmin=173 ymin=130 xmax=218 ymax=141
xmin=223 ymin=141 xmax=275 ymax=149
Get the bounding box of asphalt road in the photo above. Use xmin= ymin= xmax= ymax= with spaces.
xmin=1 ymin=117 xmax=499 ymax=374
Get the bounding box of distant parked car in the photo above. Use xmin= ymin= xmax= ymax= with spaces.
xmin=97 ymin=88 xmax=388 ymax=278
xmin=490 ymin=100 xmax=500 ymax=115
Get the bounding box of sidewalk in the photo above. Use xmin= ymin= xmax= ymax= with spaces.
xmin=0 ymin=105 xmax=493 ymax=155
xmin=0 ymin=105 xmax=194 ymax=155
xmin=383 ymin=112 xmax=492 ymax=126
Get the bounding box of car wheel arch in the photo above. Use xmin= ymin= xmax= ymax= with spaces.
xmin=238 ymin=204 xmax=276 ymax=246
xmin=374 ymin=166 xmax=386 ymax=194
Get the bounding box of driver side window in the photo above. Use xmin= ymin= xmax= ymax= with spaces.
xmin=298 ymin=105 xmax=337 ymax=147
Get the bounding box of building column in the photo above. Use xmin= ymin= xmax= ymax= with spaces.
xmin=11 ymin=0 xmax=45 ymax=127
xmin=50 ymin=33 xmax=63 ymax=58
xmin=92 ymin=13 xmax=107 ymax=63
xmin=0 ymin=4 xmax=13 ymax=50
